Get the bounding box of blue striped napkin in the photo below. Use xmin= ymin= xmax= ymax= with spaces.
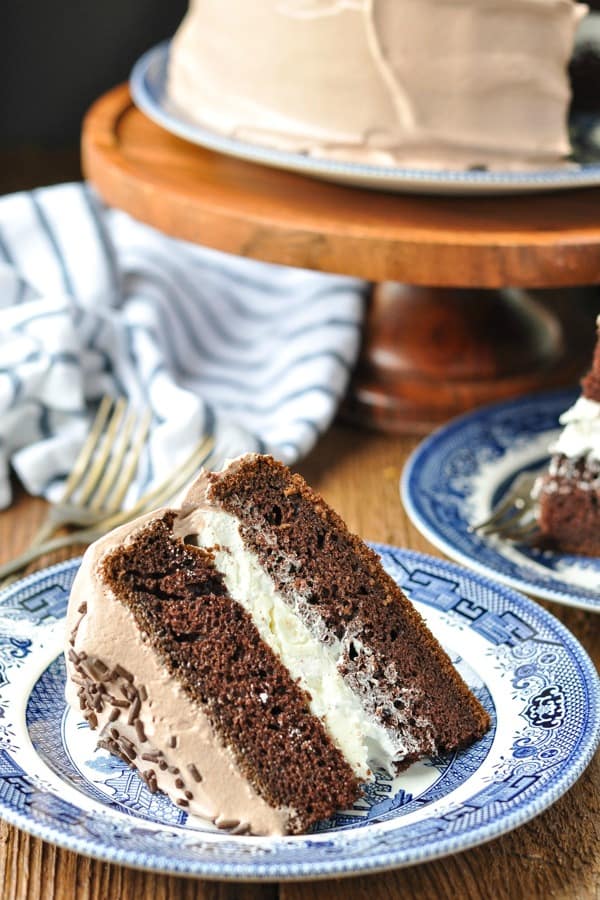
xmin=0 ymin=183 xmax=366 ymax=509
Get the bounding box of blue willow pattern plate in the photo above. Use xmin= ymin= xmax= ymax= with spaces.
xmin=401 ymin=389 xmax=600 ymax=613
xmin=130 ymin=42 xmax=600 ymax=197
xmin=0 ymin=550 xmax=597 ymax=879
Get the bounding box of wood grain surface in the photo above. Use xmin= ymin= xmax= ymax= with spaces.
xmin=0 ymin=425 xmax=597 ymax=900
xmin=81 ymin=85 xmax=600 ymax=289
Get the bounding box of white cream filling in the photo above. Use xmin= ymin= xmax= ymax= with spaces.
xmin=550 ymin=395 xmax=600 ymax=462
xmin=196 ymin=510 xmax=399 ymax=778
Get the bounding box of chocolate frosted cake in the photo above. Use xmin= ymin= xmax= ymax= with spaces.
xmin=65 ymin=454 xmax=490 ymax=835
xmin=167 ymin=0 xmax=587 ymax=172
xmin=535 ymin=316 xmax=600 ymax=555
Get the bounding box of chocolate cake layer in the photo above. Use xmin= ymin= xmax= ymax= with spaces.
xmin=534 ymin=315 xmax=600 ymax=556
xmin=100 ymin=512 xmax=361 ymax=833
xmin=205 ymin=456 xmax=490 ymax=766
xmin=537 ymin=455 xmax=600 ymax=556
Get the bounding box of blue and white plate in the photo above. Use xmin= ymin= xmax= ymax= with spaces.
xmin=401 ymin=388 xmax=600 ymax=613
xmin=130 ymin=42 xmax=600 ymax=197
xmin=0 ymin=552 xmax=597 ymax=879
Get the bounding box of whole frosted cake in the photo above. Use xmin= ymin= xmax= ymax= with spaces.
xmin=167 ymin=0 xmax=587 ymax=171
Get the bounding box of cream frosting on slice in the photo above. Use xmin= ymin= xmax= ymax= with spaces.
xmin=66 ymin=514 xmax=293 ymax=836
xmin=550 ymin=395 xmax=600 ymax=461
xmin=167 ymin=0 xmax=587 ymax=171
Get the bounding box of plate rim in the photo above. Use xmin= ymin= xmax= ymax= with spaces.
xmin=400 ymin=387 xmax=600 ymax=611
xmin=129 ymin=42 xmax=600 ymax=197
xmin=0 ymin=552 xmax=598 ymax=880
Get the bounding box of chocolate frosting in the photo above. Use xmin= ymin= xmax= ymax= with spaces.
xmin=168 ymin=0 xmax=587 ymax=170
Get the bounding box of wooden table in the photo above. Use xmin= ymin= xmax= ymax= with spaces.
xmin=0 ymin=424 xmax=597 ymax=900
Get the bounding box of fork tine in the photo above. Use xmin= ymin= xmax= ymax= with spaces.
xmin=61 ymin=396 xmax=113 ymax=503
xmin=493 ymin=518 xmax=540 ymax=541
xmin=474 ymin=489 xmax=526 ymax=530
xmin=75 ymin=397 xmax=128 ymax=505
xmin=131 ymin=435 xmax=215 ymax=515
xmin=67 ymin=434 xmax=215 ymax=538
xmin=89 ymin=407 xmax=138 ymax=512
xmin=471 ymin=471 xmax=538 ymax=533
xmin=0 ymin=435 xmax=219 ymax=585
xmin=107 ymin=409 xmax=153 ymax=510
xmin=476 ymin=502 xmax=534 ymax=535
xmin=96 ymin=435 xmax=215 ymax=532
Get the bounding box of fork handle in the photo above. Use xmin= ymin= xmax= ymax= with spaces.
xmin=22 ymin=505 xmax=71 ymax=553
xmin=0 ymin=529 xmax=102 ymax=582
xmin=18 ymin=508 xmax=94 ymax=556
xmin=1 ymin=491 xmax=177 ymax=582
xmin=26 ymin=517 xmax=63 ymax=550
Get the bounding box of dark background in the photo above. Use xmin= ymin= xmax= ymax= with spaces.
xmin=0 ymin=0 xmax=187 ymax=189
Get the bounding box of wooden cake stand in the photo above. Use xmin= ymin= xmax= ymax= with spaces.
xmin=81 ymin=84 xmax=600 ymax=432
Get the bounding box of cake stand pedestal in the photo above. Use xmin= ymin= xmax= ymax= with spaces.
xmin=81 ymin=84 xmax=600 ymax=433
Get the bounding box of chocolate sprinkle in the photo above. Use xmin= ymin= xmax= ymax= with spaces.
xmin=127 ymin=695 xmax=141 ymax=725
xmin=114 ymin=664 xmax=134 ymax=682
xmin=145 ymin=769 xmax=158 ymax=793
xmin=107 ymin=696 xmax=130 ymax=709
xmin=187 ymin=764 xmax=202 ymax=783
xmin=119 ymin=740 xmax=136 ymax=762
xmin=120 ymin=736 xmax=135 ymax=754
xmin=216 ymin=818 xmax=240 ymax=830
xmin=119 ymin=683 xmax=136 ymax=701
xmin=141 ymin=752 xmax=161 ymax=763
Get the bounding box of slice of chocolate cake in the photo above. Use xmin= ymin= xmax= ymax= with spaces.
xmin=535 ymin=316 xmax=600 ymax=556
xmin=65 ymin=454 xmax=490 ymax=835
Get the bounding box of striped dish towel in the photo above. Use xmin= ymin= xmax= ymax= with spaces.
xmin=0 ymin=182 xmax=366 ymax=510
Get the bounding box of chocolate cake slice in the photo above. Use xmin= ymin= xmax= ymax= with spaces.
xmin=535 ymin=316 xmax=600 ymax=556
xmin=65 ymin=454 xmax=490 ymax=835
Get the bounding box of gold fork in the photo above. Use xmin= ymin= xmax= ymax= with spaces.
xmin=470 ymin=469 xmax=542 ymax=542
xmin=0 ymin=402 xmax=216 ymax=584
xmin=27 ymin=395 xmax=152 ymax=547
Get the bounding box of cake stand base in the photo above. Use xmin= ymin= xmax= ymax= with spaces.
xmin=342 ymin=284 xmax=597 ymax=433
